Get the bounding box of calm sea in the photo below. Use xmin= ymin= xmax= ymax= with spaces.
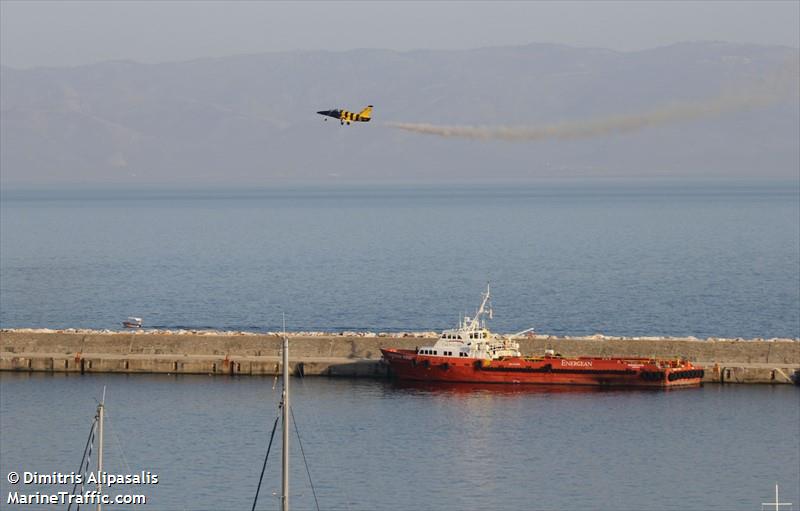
xmin=1 ymin=182 xmax=798 ymax=338
xmin=2 ymin=185 xmax=799 ymax=510
xmin=0 ymin=373 xmax=798 ymax=511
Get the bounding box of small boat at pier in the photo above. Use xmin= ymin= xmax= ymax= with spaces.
xmin=381 ymin=285 xmax=704 ymax=388
xmin=122 ymin=316 xmax=142 ymax=328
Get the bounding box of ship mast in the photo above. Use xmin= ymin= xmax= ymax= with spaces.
xmin=281 ymin=314 xmax=289 ymax=511
xmin=96 ymin=385 xmax=106 ymax=511
xmin=466 ymin=283 xmax=491 ymax=331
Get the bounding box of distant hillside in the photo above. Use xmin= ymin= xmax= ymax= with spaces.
xmin=1 ymin=42 xmax=798 ymax=185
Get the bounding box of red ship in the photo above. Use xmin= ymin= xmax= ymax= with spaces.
xmin=381 ymin=286 xmax=703 ymax=388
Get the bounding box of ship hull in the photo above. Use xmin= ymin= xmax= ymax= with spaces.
xmin=381 ymin=349 xmax=703 ymax=388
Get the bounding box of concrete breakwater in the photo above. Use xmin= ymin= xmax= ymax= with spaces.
xmin=1 ymin=329 xmax=798 ymax=384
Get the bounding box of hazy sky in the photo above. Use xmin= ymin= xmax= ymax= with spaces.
xmin=1 ymin=1 xmax=798 ymax=68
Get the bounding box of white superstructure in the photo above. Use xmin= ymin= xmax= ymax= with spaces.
xmin=415 ymin=284 xmax=522 ymax=360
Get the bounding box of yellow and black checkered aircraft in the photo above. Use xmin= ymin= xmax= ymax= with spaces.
xmin=317 ymin=105 xmax=373 ymax=125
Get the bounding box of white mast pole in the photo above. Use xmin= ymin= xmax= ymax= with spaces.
xmin=281 ymin=313 xmax=289 ymax=511
xmin=96 ymin=385 xmax=106 ymax=511
xmin=469 ymin=283 xmax=491 ymax=330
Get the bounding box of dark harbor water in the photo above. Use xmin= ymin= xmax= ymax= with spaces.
xmin=0 ymin=373 xmax=798 ymax=511
xmin=1 ymin=182 xmax=798 ymax=339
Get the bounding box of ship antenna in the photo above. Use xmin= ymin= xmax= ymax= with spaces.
xmin=468 ymin=282 xmax=492 ymax=331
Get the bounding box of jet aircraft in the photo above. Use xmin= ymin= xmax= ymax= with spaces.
xmin=317 ymin=105 xmax=373 ymax=125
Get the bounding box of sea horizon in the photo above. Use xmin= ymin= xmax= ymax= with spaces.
xmin=2 ymin=179 xmax=798 ymax=338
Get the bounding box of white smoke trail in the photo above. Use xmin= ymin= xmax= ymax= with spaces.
xmin=386 ymin=61 xmax=798 ymax=142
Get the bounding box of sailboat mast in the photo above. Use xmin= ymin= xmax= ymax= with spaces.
xmin=96 ymin=385 xmax=106 ymax=511
xmin=281 ymin=317 xmax=289 ymax=511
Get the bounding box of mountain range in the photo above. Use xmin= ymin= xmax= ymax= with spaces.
xmin=1 ymin=41 xmax=798 ymax=185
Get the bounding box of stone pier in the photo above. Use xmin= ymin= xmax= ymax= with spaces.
xmin=1 ymin=329 xmax=797 ymax=384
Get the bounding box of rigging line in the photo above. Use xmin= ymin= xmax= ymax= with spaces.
xmin=67 ymin=418 xmax=96 ymax=511
xmin=296 ymin=377 xmax=353 ymax=511
xmin=251 ymin=413 xmax=281 ymax=511
xmin=103 ymin=409 xmax=133 ymax=474
xmin=291 ymin=406 xmax=320 ymax=511
xmin=77 ymin=425 xmax=95 ymax=511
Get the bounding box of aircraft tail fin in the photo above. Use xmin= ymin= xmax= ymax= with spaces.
xmin=358 ymin=105 xmax=373 ymax=119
